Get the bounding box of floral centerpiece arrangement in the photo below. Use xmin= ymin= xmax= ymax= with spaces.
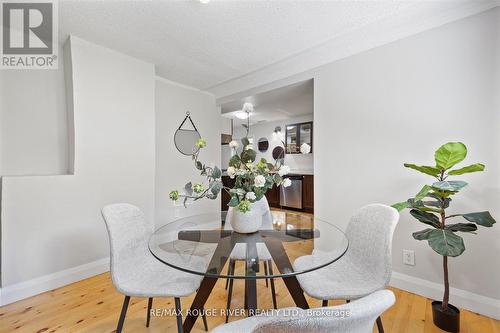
xmin=169 ymin=136 xmax=291 ymax=232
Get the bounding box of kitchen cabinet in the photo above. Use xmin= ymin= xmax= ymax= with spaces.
xmin=265 ymin=183 xmax=280 ymax=208
xmin=302 ymin=175 xmax=314 ymax=213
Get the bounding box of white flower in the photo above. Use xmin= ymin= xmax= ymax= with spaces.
xmin=227 ymin=166 xmax=236 ymax=179
xmin=278 ymin=165 xmax=290 ymax=176
xmin=282 ymin=178 xmax=292 ymax=187
xmin=229 ymin=140 xmax=239 ymax=149
xmin=300 ymin=143 xmax=311 ymax=154
xmin=245 ymin=144 xmax=253 ymax=151
xmin=242 ymin=102 xmax=254 ymax=113
xmin=254 ymin=175 xmax=266 ymax=188
xmin=245 ymin=192 xmax=256 ymax=201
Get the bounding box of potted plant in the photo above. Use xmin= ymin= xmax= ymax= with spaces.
xmin=392 ymin=142 xmax=496 ymax=332
xmin=169 ymin=137 xmax=291 ymax=233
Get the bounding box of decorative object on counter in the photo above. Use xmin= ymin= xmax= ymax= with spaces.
xmin=392 ymin=142 xmax=496 ymax=333
xmin=174 ymin=111 xmax=201 ymax=156
xmin=286 ymin=121 xmax=313 ymax=154
xmin=257 ymin=137 xmax=269 ymax=152
xmin=169 ymin=104 xmax=292 ymax=234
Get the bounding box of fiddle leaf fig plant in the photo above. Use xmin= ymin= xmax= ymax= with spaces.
xmin=392 ymin=142 xmax=496 ymax=311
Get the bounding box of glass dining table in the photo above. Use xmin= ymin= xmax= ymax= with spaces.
xmin=149 ymin=210 xmax=348 ymax=332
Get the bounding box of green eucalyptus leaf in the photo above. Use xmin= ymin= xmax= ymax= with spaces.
xmin=445 ymin=223 xmax=477 ymax=233
xmin=432 ymin=180 xmax=468 ymax=192
xmin=413 ymin=228 xmax=434 ymax=240
xmin=184 ymin=182 xmax=193 ymax=195
xmin=392 ymin=201 xmax=408 ymax=212
xmin=410 ymin=209 xmax=441 ymax=228
xmin=427 ymin=229 xmax=465 ymax=257
xmin=461 ymin=212 xmax=496 ymax=227
xmin=241 ymin=137 xmax=250 ymax=147
xmin=434 ymin=142 xmax=467 ymax=170
xmin=229 ymin=155 xmax=241 ymax=167
xmin=228 ymin=195 xmax=239 ymax=207
xmin=241 ymin=149 xmax=256 ymax=163
xmin=448 ymin=163 xmax=485 ymax=175
xmin=403 ymin=164 xmax=441 ymax=177
xmin=212 ymin=166 xmax=222 ymax=179
xmin=210 ymin=180 xmax=223 ymax=195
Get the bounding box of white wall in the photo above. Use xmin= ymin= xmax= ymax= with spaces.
xmin=231 ymin=114 xmax=314 ymax=173
xmin=216 ymin=8 xmax=500 ymax=317
xmin=0 ymin=46 xmax=69 ymax=176
xmin=155 ymin=78 xmax=219 ymax=225
xmin=0 ymin=36 xmax=156 ymax=303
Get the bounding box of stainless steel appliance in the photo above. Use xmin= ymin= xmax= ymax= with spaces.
xmin=280 ymin=175 xmax=303 ymax=209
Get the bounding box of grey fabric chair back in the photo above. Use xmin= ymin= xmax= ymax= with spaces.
xmin=345 ymin=204 xmax=399 ymax=287
xmin=101 ymin=203 xmax=153 ymax=291
xmin=250 ymin=290 xmax=395 ymax=333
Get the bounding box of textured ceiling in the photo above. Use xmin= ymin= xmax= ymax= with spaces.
xmin=59 ymin=0 xmax=497 ymax=90
xmin=221 ymin=79 xmax=313 ymax=126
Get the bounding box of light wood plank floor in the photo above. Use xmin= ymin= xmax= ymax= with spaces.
xmin=1 ymin=270 xmax=499 ymax=333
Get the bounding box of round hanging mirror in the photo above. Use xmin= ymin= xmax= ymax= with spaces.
xmin=272 ymin=146 xmax=285 ymax=160
xmin=174 ymin=112 xmax=201 ymax=156
xmin=257 ymin=137 xmax=269 ymax=152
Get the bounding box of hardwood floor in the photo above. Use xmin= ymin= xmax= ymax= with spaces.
xmin=1 ymin=270 xmax=499 ymax=333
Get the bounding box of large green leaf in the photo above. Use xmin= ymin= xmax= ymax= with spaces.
xmin=432 ymin=180 xmax=468 ymax=192
xmin=415 ymin=185 xmax=432 ymax=201
xmin=241 ymin=149 xmax=256 ymax=163
xmin=434 ymin=142 xmax=467 ymax=170
xmin=403 ymin=164 xmax=441 ymax=177
xmin=448 ymin=163 xmax=485 ymax=175
xmin=229 ymin=155 xmax=241 ymax=167
xmin=413 ymin=228 xmax=434 ymax=240
xmin=427 ymin=229 xmax=465 ymax=257
xmin=210 ymin=180 xmax=223 ymax=195
xmin=445 ymin=223 xmax=477 ymax=233
xmin=407 ymin=199 xmax=441 ymax=213
xmin=392 ymin=201 xmax=408 ymax=212
xmin=410 ymin=209 xmax=441 ymax=228
xmin=461 ymin=212 xmax=496 ymax=227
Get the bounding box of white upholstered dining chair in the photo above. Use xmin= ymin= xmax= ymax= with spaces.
xmin=224 ymin=197 xmax=277 ymax=322
xmin=102 ymin=203 xmax=208 ymax=333
xmin=294 ymin=204 xmax=399 ymax=333
xmin=211 ymin=289 xmax=395 ymax=333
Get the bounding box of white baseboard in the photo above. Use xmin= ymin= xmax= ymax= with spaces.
xmin=0 ymin=257 xmax=110 ymax=306
xmin=390 ymin=271 xmax=500 ymax=320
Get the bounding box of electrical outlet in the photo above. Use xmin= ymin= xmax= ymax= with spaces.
xmin=403 ymin=250 xmax=415 ymax=266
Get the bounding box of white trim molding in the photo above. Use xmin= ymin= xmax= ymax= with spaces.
xmin=390 ymin=271 xmax=500 ymax=320
xmin=0 ymin=257 xmax=110 ymax=306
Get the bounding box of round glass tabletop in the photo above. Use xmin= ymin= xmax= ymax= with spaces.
xmin=149 ymin=210 xmax=348 ymax=279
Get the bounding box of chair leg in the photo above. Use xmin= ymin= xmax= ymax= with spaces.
xmin=267 ymin=260 xmax=277 ymax=309
xmin=202 ymin=308 xmax=208 ymax=331
xmin=116 ymin=295 xmax=130 ymax=333
xmin=225 ymin=260 xmax=232 ymax=290
xmin=263 ymin=261 xmax=269 ymax=288
xmin=174 ymin=297 xmax=183 ymax=333
xmin=225 ymin=273 xmax=235 ymax=323
xmin=376 ymin=316 xmax=384 ymax=333
xmin=146 ymin=297 xmax=153 ymax=327
xmin=322 ymin=299 xmax=328 ymax=307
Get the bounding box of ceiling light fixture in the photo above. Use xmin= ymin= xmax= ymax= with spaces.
xmin=234 ymin=111 xmax=249 ymax=119
xmin=199 ymin=0 xmax=210 ymax=4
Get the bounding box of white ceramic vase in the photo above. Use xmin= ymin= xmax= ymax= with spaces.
xmin=230 ymin=204 xmax=262 ymax=234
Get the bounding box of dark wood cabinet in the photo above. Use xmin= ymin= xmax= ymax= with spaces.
xmin=222 ymin=174 xmax=313 ymax=213
xmin=221 ymin=176 xmax=235 ymax=211
xmin=265 ymin=183 xmax=280 ymax=208
xmin=302 ymin=175 xmax=314 ymax=213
